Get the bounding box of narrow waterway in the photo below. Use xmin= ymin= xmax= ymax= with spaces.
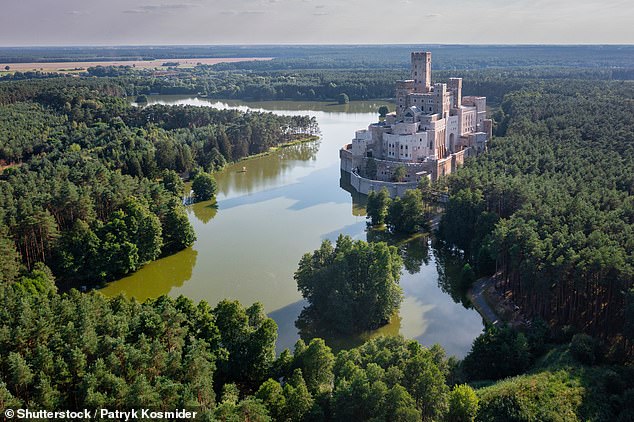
xmin=100 ymin=97 xmax=483 ymax=357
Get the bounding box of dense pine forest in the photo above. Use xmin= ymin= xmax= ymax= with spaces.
xmin=439 ymin=79 xmax=634 ymax=358
xmin=2 ymin=47 xmax=634 ymax=420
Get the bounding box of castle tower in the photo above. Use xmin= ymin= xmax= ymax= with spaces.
xmin=448 ymin=78 xmax=462 ymax=108
xmin=411 ymin=52 xmax=432 ymax=93
xmin=395 ymin=80 xmax=414 ymax=116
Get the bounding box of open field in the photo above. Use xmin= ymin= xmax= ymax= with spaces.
xmin=0 ymin=57 xmax=272 ymax=73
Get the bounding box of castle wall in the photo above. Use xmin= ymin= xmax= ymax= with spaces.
xmin=350 ymin=171 xmax=420 ymax=198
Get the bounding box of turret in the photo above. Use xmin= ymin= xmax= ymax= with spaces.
xmin=395 ymin=80 xmax=414 ymax=117
xmin=411 ymin=52 xmax=432 ymax=93
xmin=448 ymin=78 xmax=462 ymax=108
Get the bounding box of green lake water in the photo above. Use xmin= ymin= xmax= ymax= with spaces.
xmin=100 ymin=97 xmax=484 ymax=356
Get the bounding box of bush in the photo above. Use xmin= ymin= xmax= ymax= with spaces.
xmin=476 ymin=371 xmax=584 ymax=422
xmin=448 ymin=384 xmax=479 ymax=422
xmin=570 ymin=333 xmax=598 ymax=365
xmin=192 ymin=172 xmax=217 ymax=201
xmin=463 ymin=325 xmax=531 ymax=381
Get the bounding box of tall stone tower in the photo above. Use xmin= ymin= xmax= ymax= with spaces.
xmin=411 ymin=52 xmax=432 ymax=93
xmin=448 ymin=77 xmax=462 ymax=108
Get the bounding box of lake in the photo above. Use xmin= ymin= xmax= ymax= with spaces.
xmin=100 ymin=97 xmax=484 ymax=357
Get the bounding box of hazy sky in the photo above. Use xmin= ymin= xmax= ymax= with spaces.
xmin=1 ymin=0 xmax=632 ymax=46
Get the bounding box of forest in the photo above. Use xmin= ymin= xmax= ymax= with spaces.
xmin=438 ymin=78 xmax=634 ymax=359
xmin=2 ymin=264 xmax=634 ymax=421
xmin=0 ymin=78 xmax=317 ymax=286
xmin=2 ymin=48 xmax=634 ymax=420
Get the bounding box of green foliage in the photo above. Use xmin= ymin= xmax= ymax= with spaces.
xmin=366 ymin=187 xmax=390 ymax=226
xmin=476 ymin=370 xmax=584 ymax=422
xmin=213 ymin=397 xmax=272 ymax=421
xmin=438 ymin=78 xmax=634 ymax=350
xmin=214 ymin=300 xmax=277 ymax=389
xmin=0 ymin=286 xmax=224 ymax=414
xmin=161 ymin=169 xmax=185 ymax=197
xmin=463 ymin=325 xmax=531 ymax=381
xmin=291 ymin=338 xmax=335 ymax=394
xmin=0 ymin=79 xmax=317 ymax=288
xmin=14 ymin=263 xmax=56 ymax=295
xmin=438 ymin=189 xmax=484 ymax=257
xmin=192 ymin=172 xmax=217 ymax=202
xmin=295 ymin=235 xmax=403 ymax=334
xmin=0 ymin=228 xmax=21 ymax=284
xmin=448 ymin=384 xmax=479 ymax=422
xmin=331 ymin=336 xmax=445 ymax=421
xmin=392 ymin=165 xmax=407 ymax=182
xmin=569 ymin=334 xmax=598 ymax=366
xmin=387 ymin=189 xmax=424 ymax=234
xmin=161 ymin=201 xmax=196 ymax=254
xmin=255 ymin=379 xmax=286 ymax=420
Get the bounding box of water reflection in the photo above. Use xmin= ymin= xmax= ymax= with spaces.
xmin=339 ymin=171 xmax=368 ymax=217
xmin=432 ymin=241 xmax=472 ymax=308
xmin=99 ymin=247 xmax=198 ymax=301
xmin=366 ymin=229 xmax=431 ymax=275
xmin=215 ymin=140 xmax=320 ymax=198
xmin=190 ymin=200 xmax=218 ymax=224
xmin=296 ymin=308 xmax=402 ymax=353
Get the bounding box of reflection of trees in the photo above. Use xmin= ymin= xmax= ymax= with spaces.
xmin=215 ymin=140 xmax=320 ymax=197
xmin=190 ymin=200 xmax=218 ymax=224
xmin=276 ymin=139 xmax=320 ymax=162
xmin=366 ymin=229 xmax=430 ymax=275
xmin=296 ymin=307 xmax=401 ymax=353
xmin=432 ymin=239 xmax=471 ymax=307
xmin=100 ymin=247 xmax=198 ymax=301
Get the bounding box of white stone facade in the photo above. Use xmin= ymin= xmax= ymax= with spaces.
xmin=340 ymin=51 xmax=492 ymax=194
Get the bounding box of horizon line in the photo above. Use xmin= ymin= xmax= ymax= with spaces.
xmin=1 ymin=43 xmax=633 ymax=49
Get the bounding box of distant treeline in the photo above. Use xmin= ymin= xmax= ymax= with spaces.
xmin=0 ymin=65 xmax=615 ymax=108
xmin=2 ymin=44 xmax=634 ymax=69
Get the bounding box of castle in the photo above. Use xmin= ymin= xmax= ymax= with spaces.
xmin=340 ymin=51 xmax=492 ymax=197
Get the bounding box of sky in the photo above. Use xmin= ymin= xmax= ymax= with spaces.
xmin=1 ymin=0 xmax=632 ymax=46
